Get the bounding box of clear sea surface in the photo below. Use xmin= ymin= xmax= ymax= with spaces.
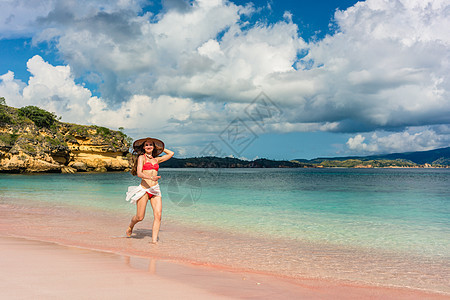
xmin=1 ymin=168 xmax=449 ymax=255
xmin=1 ymin=168 xmax=449 ymax=291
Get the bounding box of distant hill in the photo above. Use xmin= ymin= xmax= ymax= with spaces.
xmin=162 ymin=156 xmax=315 ymax=168
xmin=162 ymin=146 xmax=450 ymax=168
xmin=299 ymin=147 xmax=450 ymax=166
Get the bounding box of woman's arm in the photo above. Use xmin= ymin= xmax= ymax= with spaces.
xmin=157 ymin=148 xmax=174 ymax=163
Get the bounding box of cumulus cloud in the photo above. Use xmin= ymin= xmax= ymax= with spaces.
xmin=296 ymin=0 xmax=450 ymax=132
xmin=0 ymin=71 xmax=26 ymax=104
xmin=0 ymin=56 xmax=203 ymax=141
xmin=0 ymin=0 xmax=53 ymax=38
xmin=346 ymin=128 xmax=450 ymax=154
xmin=0 ymin=55 xmax=96 ymax=123
xmin=33 ymin=0 xmax=448 ymax=129
xmin=1 ymin=0 xmax=449 ymax=156
xmin=23 ymin=55 xmax=95 ymax=121
xmin=0 ymin=0 xmax=147 ymax=39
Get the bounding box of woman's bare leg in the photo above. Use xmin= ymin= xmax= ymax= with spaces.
xmin=127 ymin=193 xmax=149 ymax=237
xmin=149 ymin=195 xmax=162 ymax=243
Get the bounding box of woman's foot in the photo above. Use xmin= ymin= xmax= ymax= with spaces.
xmin=126 ymin=226 xmax=133 ymax=237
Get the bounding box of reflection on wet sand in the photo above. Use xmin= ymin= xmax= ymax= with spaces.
xmin=124 ymin=255 xmax=157 ymax=274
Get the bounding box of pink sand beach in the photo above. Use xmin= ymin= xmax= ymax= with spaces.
xmin=0 ymin=199 xmax=448 ymax=299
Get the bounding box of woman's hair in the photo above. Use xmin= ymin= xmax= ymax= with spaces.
xmin=130 ymin=141 xmax=158 ymax=176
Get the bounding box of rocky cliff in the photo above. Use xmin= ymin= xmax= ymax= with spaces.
xmin=0 ymin=102 xmax=131 ymax=173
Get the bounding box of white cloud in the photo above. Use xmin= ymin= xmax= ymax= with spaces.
xmin=0 ymin=0 xmax=53 ymax=38
xmin=290 ymin=0 xmax=450 ymax=131
xmin=198 ymin=39 xmax=223 ymax=59
xmin=87 ymin=94 xmax=195 ymax=131
xmin=1 ymin=55 xmax=102 ymax=123
xmin=0 ymin=71 xmax=26 ymax=105
xmin=19 ymin=0 xmax=450 ymax=133
xmin=336 ymin=0 xmax=450 ymax=46
xmin=0 ymin=56 xmax=206 ymax=147
xmin=346 ymin=128 xmax=450 ymax=154
xmin=22 ymin=55 xmax=93 ymax=122
xmin=0 ymin=0 xmax=147 ymax=39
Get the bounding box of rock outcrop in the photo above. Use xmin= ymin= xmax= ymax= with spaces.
xmin=0 ymin=104 xmax=131 ymax=173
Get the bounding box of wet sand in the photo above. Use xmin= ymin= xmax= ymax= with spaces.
xmin=3 ymin=235 xmax=448 ymax=300
xmin=0 ymin=200 xmax=448 ymax=299
xmin=0 ymin=236 xmax=230 ymax=299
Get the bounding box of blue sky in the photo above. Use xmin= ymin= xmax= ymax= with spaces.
xmin=1 ymin=0 xmax=449 ymax=160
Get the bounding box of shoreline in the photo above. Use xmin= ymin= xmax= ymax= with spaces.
xmin=1 ymin=198 xmax=449 ymax=299
xmin=1 ymin=166 xmax=449 ymax=175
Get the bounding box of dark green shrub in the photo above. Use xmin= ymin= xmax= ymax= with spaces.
xmin=0 ymin=109 xmax=11 ymax=123
xmin=0 ymin=133 xmax=18 ymax=145
xmin=18 ymin=106 xmax=58 ymax=128
xmin=95 ymin=126 xmax=111 ymax=137
xmin=0 ymin=97 xmax=11 ymax=123
xmin=44 ymin=136 xmax=65 ymax=146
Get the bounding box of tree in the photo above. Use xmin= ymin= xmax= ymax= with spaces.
xmin=0 ymin=97 xmax=11 ymax=123
xmin=18 ymin=106 xmax=58 ymax=128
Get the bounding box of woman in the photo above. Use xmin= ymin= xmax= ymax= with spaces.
xmin=125 ymin=137 xmax=174 ymax=244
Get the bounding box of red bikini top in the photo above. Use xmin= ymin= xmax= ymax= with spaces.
xmin=142 ymin=157 xmax=159 ymax=171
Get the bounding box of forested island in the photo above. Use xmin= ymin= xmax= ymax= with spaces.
xmin=162 ymin=150 xmax=450 ymax=169
xmin=1 ymin=100 xmax=131 ymax=173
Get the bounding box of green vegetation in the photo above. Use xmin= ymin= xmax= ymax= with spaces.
xmin=314 ymin=159 xmax=416 ymax=168
xmin=1 ymin=101 xmax=131 ymax=151
xmin=64 ymin=134 xmax=77 ymax=143
xmin=95 ymin=126 xmax=111 ymax=137
xmin=162 ymin=157 xmax=427 ymax=168
xmin=0 ymin=101 xmax=134 ymax=173
xmin=0 ymin=104 xmax=32 ymax=126
xmin=0 ymin=110 xmax=11 ymax=123
xmin=93 ymin=125 xmax=132 ymax=149
xmin=163 ymin=157 xmax=315 ymax=168
xmin=22 ymin=143 xmax=36 ymax=154
xmin=124 ymin=135 xmax=133 ymax=146
xmin=44 ymin=136 xmax=66 ymax=147
xmin=0 ymin=97 xmax=12 ymax=124
xmin=0 ymin=132 xmax=19 ymax=146
xmin=432 ymin=157 xmax=450 ymax=167
xmin=18 ymin=106 xmax=58 ymax=128
xmin=67 ymin=125 xmax=89 ymax=136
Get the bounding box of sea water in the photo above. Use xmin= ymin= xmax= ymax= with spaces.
xmin=1 ymin=168 xmax=449 ymax=291
xmin=166 ymin=168 xmax=450 ymax=257
xmin=0 ymin=168 xmax=449 ymax=256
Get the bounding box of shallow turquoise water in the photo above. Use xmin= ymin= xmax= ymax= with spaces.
xmin=1 ymin=168 xmax=449 ymax=257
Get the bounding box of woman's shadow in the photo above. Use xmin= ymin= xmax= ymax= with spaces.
xmin=129 ymin=228 xmax=154 ymax=239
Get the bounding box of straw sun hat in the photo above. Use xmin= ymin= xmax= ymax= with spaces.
xmin=132 ymin=137 xmax=165 ymax=156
